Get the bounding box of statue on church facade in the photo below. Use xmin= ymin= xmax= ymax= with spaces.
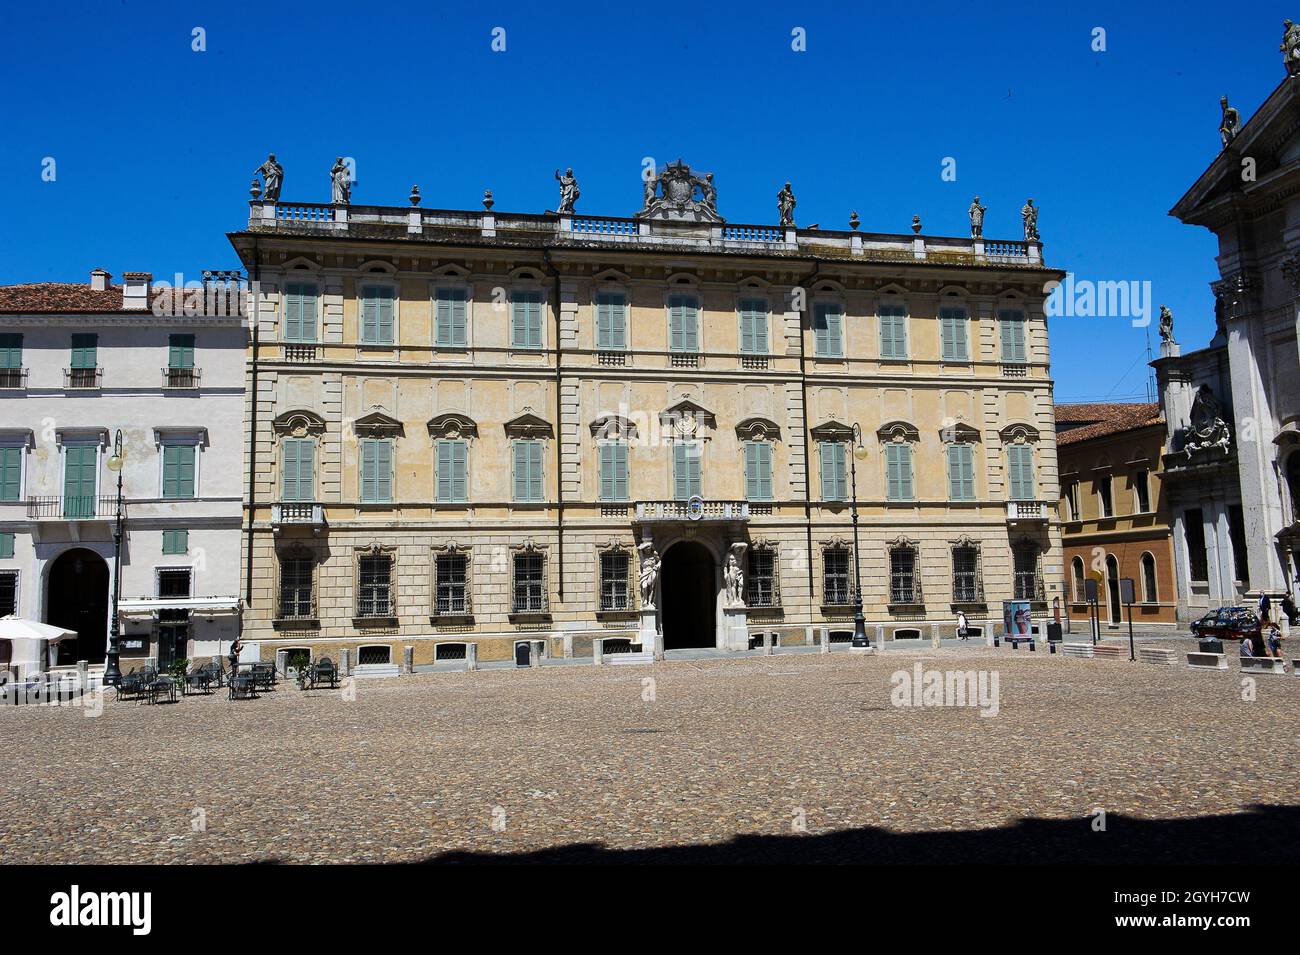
xmin=330 ymin=157 xmax=351 ymax=205
xmin=1282 ymin=19 xmax=1300 ymax=75
xmin=254 ymin=153 xmax=283 ymax=201
xmin=777 ymin=182 xmax=797 ymax=227
xmin=555 ymin=167 xmax=580 ymax=214
xmin=1020 ymin=198 xmax=1039 ymax=241
xmin=1220 ymin=96 xmax=1241 ymax=147
xmin=969 ymin=196 xmax=987 ymax=238
xmin=1183 ymin=384 xmax=1232 ymax=457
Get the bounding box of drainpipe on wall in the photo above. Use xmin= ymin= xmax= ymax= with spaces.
xmin=797 ymin=261 xmax=819 ymax=624
xmin=243 ymin=239 xmax=260 ymax=620
xmin=542 ymin=248 xmax=565 ymax=602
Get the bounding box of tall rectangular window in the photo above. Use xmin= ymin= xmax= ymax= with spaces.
xmin=819 ymin=442 xmax=847 ymax=502
xmin=512 ymin=553 xmax=546 ymax=613
xmin=879 ymin=305 xmax=908 ymax=359
xmin=744 ymin=441 xmax=773 ymax=501
xmin=162 ymin=529 xmax=188 ymax=555
xmin=889 ymin=546 xmax=919 ymax=604
xmin=0 ymin=333 xmax=24 ymax=387
xmin=939 ymin=307 xmax=969 ymax=361
xmin=360 ymin=439 xmax=392 ymax=503
xmin=813 ymin=302 xmax=843 ymax=358
xmin=0 ymin=533 xmax=14 ymax=560
xmin=434 ymin=553 xmax=469 ymax=615
xmin=63 ymin=444 xmax=97 ymax=517
xmin=1185 ymin=508 xmax=1208 ymax=582
xmin=673 ymin=441 xmax=702 ymax=500
xmin=600 ymin=551 xmax=630 ymax=611
xmin=668 ymin=294 xmax=699 ymax=352
xmin=1013 ymin=543 xmax=1040 ymax=601
xmin=279 ymin=554 xmax=314 ymax=619
xmin=747 ymin=548 xmax=777 ymax=607
xmin=281 ymin=438 xmax=315 ymax=502
xmin=999 ymin=309 xmax=1027 ymax=363
xmin=1133 ymin=469 xmax=1151 ymax=513
xmin=1097 ymin=475 xmax=1113 ymax=517
xmin=167 ymin=334 xmax=195 ymax=369
xmin=1064 ymin=480 xmax=1079 ymax=520
xmin=885 ymin=443 xmax=915 ymax=501
xmin=435 ymin=287 xmax=468 ymax=347
xmin=283 ymin=283 xmax=319 ymax=343
xmin=360 ymin=285 xmax=395 ymax=345
xmin=511 ymin=290 xmax=543 ymax=349
xmin=952 ymin=545 xmax=980 ymax=603
xmin=357 ymin=554 xmax=393 ymax=617
xmin=823 ymin=548 xmax=851 ymax=605
xmin=162 ymin=444 xmax=196 ymax=499
xmin=69 ymin=333 xmax=98 ymax=387
xmin=739 ymin=298 xmax=769 ymax=355
xmin=512 ymin=439 xmax=544 ymax=502
xmin=0 ymin=446 xmax=21 ymax=502
xmin=946 ymin=444 xmax=975 ymax=501
xmin=596 ymin=291 xmax=627 ymax=350
xmin=0 ymin=570 xmax=16 ymax=616
xmin=598 ymin=442 xmax=629 ymax=502
xmin=1007 ymin=444 xmax=1035 ymax=501
xmin=435 ymin=439 xmax=468 ymax=503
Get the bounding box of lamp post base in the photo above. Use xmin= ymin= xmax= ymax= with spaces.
xmin=102 ymin=650 xmax=122 ymax=687
xmin=850 ymin=611 xmax=872 ymax=651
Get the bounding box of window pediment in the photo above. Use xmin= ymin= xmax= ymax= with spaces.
xmin=939 ymin=422 xmax=981 ymax=443
xmin=272 ymin=410 xmax=326 ymax=437
xmin=590 ymin=415 xmax=639 ymax=440
xmin=736 ymin=417 xmax=781 ymax=441
xmin=1000 ymin=421 xmax=1040 ymax=443
xmin=353 ymin=407 xmax=404 ymax=438
xmin=504 ymin=410 xmax=553 ymax=439
xmin=660 ymin=400 xmax=715 ymax=438
xmin=427 ymin=413 xmax=478 ymax=440
xmin=810 ymin=419 xmax=854 ymax=442
xmin=877 ymin=420 xmax=920 ymax=443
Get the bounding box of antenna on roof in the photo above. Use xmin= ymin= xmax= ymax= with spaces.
xmin=1144 ymin=327 xmax=1155 ymax=403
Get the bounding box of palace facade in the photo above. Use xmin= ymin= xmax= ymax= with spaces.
xmin=231 ymin=160 xmax=1065 ymax=667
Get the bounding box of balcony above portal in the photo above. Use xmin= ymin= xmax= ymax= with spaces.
xmin=635 ymin=499 xmax=749 ymax=523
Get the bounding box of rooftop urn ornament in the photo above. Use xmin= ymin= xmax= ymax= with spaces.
xmin=1020 ymin=198 xmax=1040 ymax=241
xmin=249 ymin=176 xmax=262 ymax=201
xmin=777 ymin=181 xmax=797 ymax=227
xmin=253 ymin=152 xmax=283 ymax=201
xmin=1158 ymin=304 xmax=1175 ymax=344
xmin=911 ymin=215 xmax=922 ymax=234
xmin=330 ymin=156 xmax=351 ymax=205
xmin=483 ymin=189 xmax=495 ymax=211
xmin=1283 ymin=19 xmax=1300 ymax=75
xmin=555 ymin=167 xmax=580 ymax=213
xmin=409 ymin=185 xmax=421 ymax=206
xmin=968 ymin=196 xmax=987 ymax=238
xmin=849 ymin=210 xmax=860 ymax=231
xmin=1219 ymin=96 xmax=1241 ymax=148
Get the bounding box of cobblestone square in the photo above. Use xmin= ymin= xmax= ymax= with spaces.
xmin=2 ymin=644 xmax=1295 ymax=864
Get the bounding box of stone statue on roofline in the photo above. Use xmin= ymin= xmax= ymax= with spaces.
xmin=1219 ymin=96 xmax=1241 ymax=148
xmin=1158 ymin=304 xmax=1175 ymax=343
xmin=1021 ymin=198 xmax=1039 ymax=242
xmin=777 ymin=182 xmax=796 ymax=227
xmin=968 ymin=196 xmax=987 ymax=238
xmin=254 ymin=153 xmax=283 ymax=201
xmin=699 ymin=172 xmax=717 ymax=214
xmin=555 ymin=168 xmax=580 ymax=214
xmin=1282 ymin=19 xmax=1300 ymax=76
xmin=330 ymin=156 xmax=351 ymax=205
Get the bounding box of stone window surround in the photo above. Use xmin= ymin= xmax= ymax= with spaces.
xmin=508 ymin=271 xmax=548 ymax=353
xmin=431 ymin=541 xmax=473 ymax=620
xmin=509 ymin=540 xmax=550 ymax=619
xmin=596 ymin=541 xmax=635 ymax=614
xmin=0 ymin=429 xmax=34 ymax=502
xmin=810 ymin=283 xmax=847 ymax=361
xmin=53 ymin=428 xmax=108 ymax=503
xmin=429 ymin=268 xmax=475 ymax=353
xmin=428 ymin=413 xmax=478 ymax=506
xmin=819 ymin=537 xmax=854 ymax=608
xmin=663 ymin=275 xmax=701 ymax=353
xmin=590 ymin=270 xmax=631 ymax=352
xmin=354 ymin=541 xmax=398 ymax=625
xmin=936 ymin=287 xmax=972 ymax=363
xmin=735 ymin=281 xmax=771 ymax=356
xmin=275 ymin=546 xmax=317 ymax=624
xmin=356 ymin=263 xmax=400 ymax=350
xmin=949 ymin=536 xmax=985 ymax=605
xmin=887 ymin=536 xmax=923 ymax=607
xmin=153 ymin=427 xmax=208 ymax=500
xmin=875 ymin=285 xmax=910 ymax=362
xmin=0 ymin=569 xmax=21 ymax=617
xmin=745 ymin=538 xmax=781 ymax=609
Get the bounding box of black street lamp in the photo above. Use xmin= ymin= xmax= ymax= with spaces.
xmin=849 ymin=423 xmax=871 ymax=649
xmin=101 ymin=429 xmax=126 ymax=687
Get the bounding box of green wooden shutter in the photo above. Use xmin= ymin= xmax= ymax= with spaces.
xmin=1001 ymin=310 xmax=1026 ymax=362
xmin=674 ymin=442 xmax=700 ymax=499
xmin=597 ymin=292 xmax=625 ymax=350
xmin=745 ymin=442 xmax=772 ymax=500
xmin=162 ymin=444 xmax=195 ymax=499
xmin=513 ymin=441 xmax=542 ymax=501
xmin=512 ymin=292 xmax=542 ymax=349
xmin=0 ymin=447 xmax=21 ymax=501
xmin=1008 ymin=444 xmax=1034 ymax=500
xmin=63 ymin=444 xmax=96 ymax=517
xmin=0 ymin=532 xmax=13 ymax=559
xmin=361 ymin=286 xmax=393 ymax=344
xmin=162 ymin=529 xmax=188 ymax=555
xmin=70 ymin=334 xmax=97 ymax=369
xmin=361 ymin=440 xmax=378 ymax=502
xmin=613 ymin=443 xmax=628 ymax=501
xmin=599 ymin=444 xmax=614 ymax=501
xmin=820 ymin=443 xmax=845 ymax=501
xmin=940 ymin=308 xmax=967 ymax=361
xmin=283 ymin=286 xmax=301 ymax=342
xmin=436 ymin=440 xmax=452 ymax=501
xmin=881 ymin=307 xmax=907 ymax=359
xmin=437 ymin=288 xmax=468 ymax=346
xmin=168 ymin=334 xmax=195 ymax=369
xmin=948 ymin=445 xmax=975 ymax=501
xmin=282 ymin=439 xmax=314 ymax=501
xmin=740 ymin=299 xmax=767 ymax=355
xmin=451 ymin=441 xmax=467 ymax=502
xmin=669 ymin=295 xmax=698 ymax=352
xmin=814 ymin=303 xmax=843 ymax=357
xmin=0 ymin=334 xmax=22 ymax=369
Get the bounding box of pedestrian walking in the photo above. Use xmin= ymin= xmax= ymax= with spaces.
xmin=1280 ymin=592 xmax=1298 ymax=627
xmin=1265 ymin=623 xmax=1283 ymax=659
xmin=956 ymin=610 xmax=969 ymax=641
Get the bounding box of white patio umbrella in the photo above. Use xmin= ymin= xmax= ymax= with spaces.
xmin=0 ymin=616 xmax=78 ymax=678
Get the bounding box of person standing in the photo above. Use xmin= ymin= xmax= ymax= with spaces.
xmin=956 ymin=610 xmax=970 ymax=641
xmin=1258 ymin=591 xmax=1272 ymax=626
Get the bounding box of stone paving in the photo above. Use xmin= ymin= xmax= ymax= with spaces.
xmin=1 ymin=640 xmax=1296 ymax=864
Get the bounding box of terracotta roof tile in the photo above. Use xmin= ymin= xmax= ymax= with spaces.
xmin=0 ymin=283 xmax=127 ymax=313
xmin=1055 ymin=402 xmax=1162 ymax=446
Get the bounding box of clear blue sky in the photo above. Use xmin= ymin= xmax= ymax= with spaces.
xmin=0 ymin=0 xmax=1290 ymax=401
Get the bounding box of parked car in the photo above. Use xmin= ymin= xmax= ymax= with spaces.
xmin=1190 ymin=607 xmax=1262 ymax=643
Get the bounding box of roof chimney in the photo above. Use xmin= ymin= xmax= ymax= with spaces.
xmin=121 ymin=272 xmax=152 ymax=311
xmin=90 ymin=268 xmax=111 ymax=292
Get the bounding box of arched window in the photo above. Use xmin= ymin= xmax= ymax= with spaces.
xmin=1071 ymin=556 xmax=1086 ymax=601
xmin=1141 ymin=552 xmax=1158 ymax=603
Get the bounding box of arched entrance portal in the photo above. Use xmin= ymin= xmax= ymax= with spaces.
xmin=660 ymin=540 xmax=716 ymax=650
xmin=47 ymin=548 xmax=109 ymax=665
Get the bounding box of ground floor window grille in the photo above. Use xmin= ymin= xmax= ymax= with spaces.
xmin=1013 ymin=542 xmax=1043 ymax=601
xmin=823 ymin=548 xmax=851 ymax=605
xmin=434 ymin=553 xmax=469 ymax=615
xmin=747 ymin=548 xmax=778 ymax=607
xmin=0 ymin=571 xmax=17 ymax=617
xmin=952 ymin=545 xmax=982 ymax=603
xmin=358 ymin=645 xmax=391 ymax=666
xmin=157 ymin=568 xmax=192 ymax=598
xmin=513 ymin=552 xmax=546 ymax=613
xmin=889 ymin=544 xmax=921 ymax=604
xmin=358 ymin=554 xmax=393 ymax=618
xmin=828 ymin=630 xmax=853 ymax=644
xmin=435 ymin=642 xmax=467 ymax=661
xmin=279 ymin=554 xmax=314 ymax=619
xmin=599 ymin=551 xmax=630 ymax=611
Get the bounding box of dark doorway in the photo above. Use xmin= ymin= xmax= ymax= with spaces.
xmin=660 ymin=541 xmax=715 ymax=650
xmin=1105 ymin=555 xmax=1121 ymax=626
xmin=156 ymin=610 xmax=190 ymax=668
xmin=47 ymin=548 xmax=109 ymax=665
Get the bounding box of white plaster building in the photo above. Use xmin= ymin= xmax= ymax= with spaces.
xmin=0 ymin=271 xmax=245 ymax=677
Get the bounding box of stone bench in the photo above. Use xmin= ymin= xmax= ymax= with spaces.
xmin=1186 ymin=651 xmax=1228 ymax=670
xmin=1240 ymin=656 xmax=1287 ymax=674
xmin=1137 ymin=646 xmax=1177 ymax=666
xmin=1062 ymin=642 xmax=1094 ymax=659
xmin=1092 ymin=644 xmax=1126 ymax=660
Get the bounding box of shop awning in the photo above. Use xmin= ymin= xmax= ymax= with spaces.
xmin=117 ymin=597 xmax=242 ymax=620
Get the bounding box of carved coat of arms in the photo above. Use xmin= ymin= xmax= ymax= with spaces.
xmin=639 ymin=159 xmax=724 ymax=223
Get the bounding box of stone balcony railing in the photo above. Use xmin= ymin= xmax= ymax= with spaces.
xmin=1006 ymin=501 xmax=1050 ymax=523
xmin=634 ymin=499 xmax=749 ymax=523
xmin=246 ymin=201 xmax=1044 ymax=268
xmin=272 ymin=502 xmax=327 ymax=533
